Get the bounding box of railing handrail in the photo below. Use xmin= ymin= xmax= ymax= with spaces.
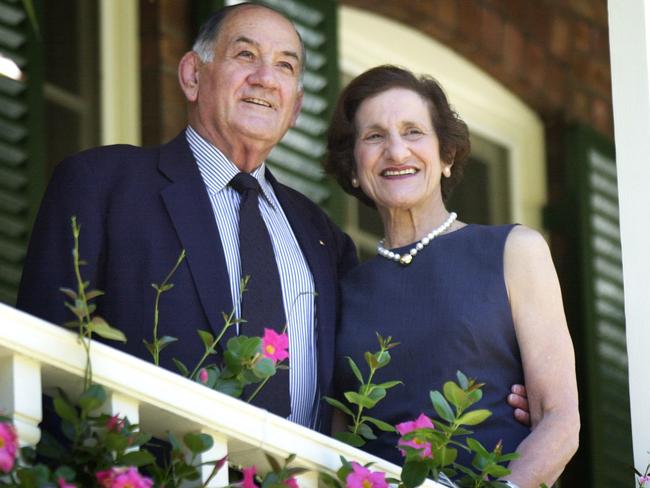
xmin=0 ymin=303 xmax=443 ymax=486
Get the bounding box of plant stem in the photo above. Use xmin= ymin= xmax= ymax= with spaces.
xmin=151 ymin=249 xmax=186 ymax=365
xmin=189 ymin=308 xmax=237 ymax=380
xmin=71 ymin=217 xmax=93 ymax=391
xmin=351 ymin=343 xmax=387 ymax=434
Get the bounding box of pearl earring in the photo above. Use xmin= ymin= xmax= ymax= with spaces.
xmin=351 ymin=177 xmax=359 ymax=188
xmin=443 ymin=167 xmax=451 ymax=178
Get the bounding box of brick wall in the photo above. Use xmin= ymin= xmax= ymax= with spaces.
xmin=342 ymin=0 xmax=613 ymax=138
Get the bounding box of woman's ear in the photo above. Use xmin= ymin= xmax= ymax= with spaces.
xmin=178 ymin=51 xmax=200 ymax=102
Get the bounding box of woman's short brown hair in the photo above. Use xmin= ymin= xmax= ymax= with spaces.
xmin=323 ymin=65 xmax=470 ymax=207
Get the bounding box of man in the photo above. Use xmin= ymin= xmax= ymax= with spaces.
xmin=17 ymin=3 xmax=528 ymax=431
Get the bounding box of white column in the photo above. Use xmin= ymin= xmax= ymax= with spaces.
xmin=100 ymin=0 xmax=141 ymax=145
xmin=608 ymin=0 xmax=650 ymax=476
xmin=0 ymin=355 xmax=42 ymax=446
xmin=198 ymin=429 xmax=229 ymax=487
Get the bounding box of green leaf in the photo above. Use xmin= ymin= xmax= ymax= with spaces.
xmin=78 ymin=384 xmax=107 ymax=413
xmin=361 ymin=416 xmax=396 ymax=432
xmin=53 ymin=396 xmax=78 ymax=423
xmin=90 ymin=316 xmax=127 ymax=342
xmin=357 ymin=422 xmax=377 ymax=440
xmin=484 ymin=464 xmax=511 ymax=478
xmin=375 ymin=350 xmax=391 ymax=368
xmin=253 ymin=357 xmax=276 ymax=378
xmin=364 ymin=351 xmax=378 ymax=369
xmin=443 ymin=380 xmax=467 ymax=410
xmin=334 ymin=431 xmax=365 ymax=447
xmin=344 ymin=391 xmax=377 ymax=409
xmin=466 ymin=437 xmax=490 ymax=457
xmin=367 ymin=387 xmax=386 ymax=403
xmin=157 ymin=335 xmax=178 ymax=348
xmin=64 ymin=302 xmax=84 ymax=320
xmin=173 ymin=358 xmax=190 ymax=377
xmin=197 ymin=329 xmax=216 ymax=351
xmin=184 ymin=432 xmax=214 ymax=454
xmin=346 ymin=357 xmax=364 ymax=384
xmin=323 ymin=397 xmax=354 ymax=417
xmin=439 ymin=447 xmax=457 ymax=466
xmin=376 ymin=380 xmax=403 ymax=390
xmin=59 ymin=287 xmax=77 ymax=300
xmin=118 ymin=450 xmax=156 ymax=467
xmin=457 ymin=409 xmax=492 ymax=426
xmin=85 ymin=289 xmax=105 ymax=300
xmin=401 ymin=460 xmax=429 ymax=488
xmin=430 ymin=390 xmax=454 ymax=423
xmin=213 ymin=378 xmax=243 ymax=397
xmin=265 ymin=453 xmax=282 ymax=473
xmin=456 ymin=370 xmax=469 ymax=389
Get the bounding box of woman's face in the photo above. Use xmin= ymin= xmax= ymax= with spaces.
xmin=353 ymin=87 xmax=450 ymax=215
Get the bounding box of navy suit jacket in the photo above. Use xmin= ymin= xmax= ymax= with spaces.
xmin=17 ymin=131 xmax=358 ymax=431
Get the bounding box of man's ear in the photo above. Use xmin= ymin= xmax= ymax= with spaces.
xmin=290 ymin=90 xmax=304 ymax=126
xmin=178 ymin=51 xmax=200 ymax=102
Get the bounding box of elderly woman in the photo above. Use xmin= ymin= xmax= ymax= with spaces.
xmin=324 ymin=66 xmax=579 ymax=488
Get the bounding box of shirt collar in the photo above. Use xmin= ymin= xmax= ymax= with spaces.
xmin=185 ymin=126 xmax=276 ymax=208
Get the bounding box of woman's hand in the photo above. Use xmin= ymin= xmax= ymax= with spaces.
xmin=508 ymin=384 xmax=530 ymax=426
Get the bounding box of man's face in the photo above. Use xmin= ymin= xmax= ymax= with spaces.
xmin=194 ymin=6 xmax=303 ymax=158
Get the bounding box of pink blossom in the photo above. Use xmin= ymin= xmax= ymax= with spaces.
xmin=284 ymin=476 xmax=299 ymax=488
xmin=0 ymin=422 xmax=18 ymax=473
xmin=106 ymin=414 xmax=125 ymax=433
xmin=395 ymin=413 xmax=434 ymax=459
xmin=242 ymin=465 xmax=258 ymax=488
xmin=346 ymin=462 xmax=388 ymax=488
xmin=57 ymin=477 xmax=76 ymax=488
xmin=96 ymin=466 xmax=153 ymax=488
xmin=199 ymin=368 xmax=209 ymax=384
xmin=261 ymin=328 xmax=289 ymax=363
xmin=640 ymin=475 xmax=650 ymax=486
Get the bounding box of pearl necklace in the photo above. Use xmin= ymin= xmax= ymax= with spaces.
xmin=377 ymin=212 xmax=458 ymax=265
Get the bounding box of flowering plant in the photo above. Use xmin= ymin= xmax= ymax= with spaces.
xmin=636 ymin=458 xmax=650 ymax=487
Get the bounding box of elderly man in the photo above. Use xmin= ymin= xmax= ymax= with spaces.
xmin=17 ymin=3 xmax=528 ymax=431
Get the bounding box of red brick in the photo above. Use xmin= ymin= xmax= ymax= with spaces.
xmin=573 ymin=19 xmax=592 ymax=53
xmin=591 ymin=96 xmax=613 ymax=136
xmin=481 ymin=6 xmax=504 ymax=59
xmin=502 ymin=23 xmax=524 ymax=77
xmin=523 ymin=42 xmax=545 ymax=91
xmin=568 ymin=91 xmax=590 ymax=122
xmin=544 ymin=61 xmax=568 ymax=109
xmin=549 ymin=13 xmax=570 ymax=61
xmin=434 ymin=0 xmax=459 ymax=31
xmin=457 ymin=1 xmax=483 ymax=54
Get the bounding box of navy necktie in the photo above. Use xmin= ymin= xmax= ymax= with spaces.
xmin=230 ymin=172 xmax=290 ymax=417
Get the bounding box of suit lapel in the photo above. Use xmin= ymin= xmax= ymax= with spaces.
xmin=158 ymin=132 xmax=233 ymax=336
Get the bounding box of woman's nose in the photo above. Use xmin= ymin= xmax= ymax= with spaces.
xmin=385 ymin=135 xmax=410 ymax=162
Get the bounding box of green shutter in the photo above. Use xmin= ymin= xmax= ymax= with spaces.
xmin=567 ymin=125 xmax=633 ymax=487
xmin=0 ymin=0 xmax=44 ymax=305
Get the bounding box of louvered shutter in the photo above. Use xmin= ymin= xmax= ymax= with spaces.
xmin=0 ymin=0 xmax=44 ymax=305
xmin=567 ymin=125 xmax=633 ymax=487
xmin=199 ymin=0 xmax=343 ymax=220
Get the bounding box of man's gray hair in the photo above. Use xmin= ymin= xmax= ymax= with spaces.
xmin=192 ymin=2 xmax=306 ymax=85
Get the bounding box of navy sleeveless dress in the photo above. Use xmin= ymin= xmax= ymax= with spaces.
xmin=333 ymin=224 xmax=530 ymax=467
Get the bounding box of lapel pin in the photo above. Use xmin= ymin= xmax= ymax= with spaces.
xmin=319 ymin=240 xmax=325 ymax=246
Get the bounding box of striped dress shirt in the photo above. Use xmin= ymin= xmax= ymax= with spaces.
xmin=186 ymin=126 xmax=317 ymax=428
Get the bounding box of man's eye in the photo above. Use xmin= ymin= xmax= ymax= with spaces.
xmin=278 ymin=61 xmax=295 ymax=73
xmin=238 ymin=50 xmax=254 ymax=59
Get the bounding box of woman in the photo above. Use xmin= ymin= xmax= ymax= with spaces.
xmin=324 ymin=66 xmax=579 ymax=488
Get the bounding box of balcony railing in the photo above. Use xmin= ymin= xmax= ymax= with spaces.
xmin=0 ymin=303 xmax=442 ymax=487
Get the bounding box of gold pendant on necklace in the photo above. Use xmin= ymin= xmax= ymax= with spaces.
xmin=399 ymin=254 xmax=413 ymax=265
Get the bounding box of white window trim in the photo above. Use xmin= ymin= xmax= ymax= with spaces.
xmin=339 ymin=6 xmax=546 ymax=230
xmin=100 ymin=0 xmax=141 ymax=145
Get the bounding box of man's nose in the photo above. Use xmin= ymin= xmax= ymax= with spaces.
xmin=248 ymin=63 xmax=278 ymax=88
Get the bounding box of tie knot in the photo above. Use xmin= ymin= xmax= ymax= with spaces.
xmin=230 ymin=173 xmax=260 ymax=194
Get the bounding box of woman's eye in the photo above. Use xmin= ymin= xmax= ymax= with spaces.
xmin=405 ymin=128 xmax=424 ymax=137
xmin=364 ymin=133 xmax=383 ymax=142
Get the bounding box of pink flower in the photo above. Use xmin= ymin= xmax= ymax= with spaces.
xmin=640 ymin=475 xmax=650 ymax=486
xmin=261 ymin=328 xmax=289 ymax=363
xmin=242 ymin=466 xmax=258 ymax=488
xmin=284 ymin=476 xmax=299 ymax=488
xmin=346 ymin=462 xmax=388 ymax=488
xmin=395 ymin=413 xmax=434 ymax=459
xmin=106 ymin=414 xmax=125 ymax=432
xmin=199 ymin=368 xmax=209 ymax=384
xmin=96 ymin=466 xmax=153 ymax=488
xmin=58 ymin=477 xmax=76 ymax=488
xmin=0 ymin=422 xmax=18 ymax=473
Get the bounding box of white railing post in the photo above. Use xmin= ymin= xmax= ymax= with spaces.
xmin=295 ymin=470 xmax=319 ymax=488
xmin=0 ymin=354 xmax=42 ymax=446
xmin=200 ymin=429 xmax=228 ymax=487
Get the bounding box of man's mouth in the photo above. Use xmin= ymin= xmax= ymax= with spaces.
xmin=243 ymin=97 xmax=272 ymax=108
xmin=381 ymin=168 xmax=418 ymax=177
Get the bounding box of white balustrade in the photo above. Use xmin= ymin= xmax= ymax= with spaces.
xmin=0 ymin=303 xmax=443 ymax=487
